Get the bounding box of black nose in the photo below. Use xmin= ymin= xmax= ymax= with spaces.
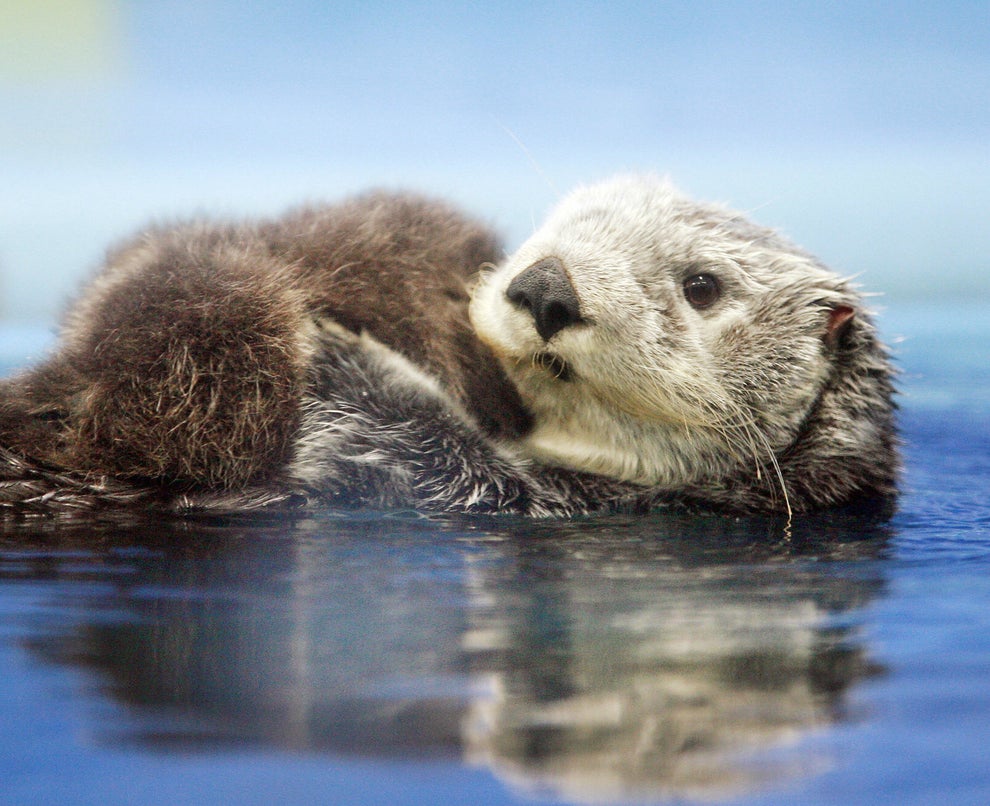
xmin=505 ymin=257 xmax=582 ymax=342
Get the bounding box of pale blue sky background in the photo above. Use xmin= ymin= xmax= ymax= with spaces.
xmin=1 ymin=0 xmax=987 ymax=322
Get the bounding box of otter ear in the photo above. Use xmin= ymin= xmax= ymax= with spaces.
xmin=824 ymin=304 xmax=855 ymax=349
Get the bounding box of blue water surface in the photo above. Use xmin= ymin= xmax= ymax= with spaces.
xmin=0 ymin=303 xmax=988 ymax=806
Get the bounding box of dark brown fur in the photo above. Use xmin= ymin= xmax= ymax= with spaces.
xmin=0 ymin=193 xmax=528 ymax=500
xmin=257 ymin=195 xmax=531 ymax=439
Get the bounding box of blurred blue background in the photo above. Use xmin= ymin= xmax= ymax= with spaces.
xmin=1 ymin=0 xmax=987 ymax=324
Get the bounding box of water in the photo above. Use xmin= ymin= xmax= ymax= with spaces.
xmin=0 ymin=303 xmax=988 ymax=806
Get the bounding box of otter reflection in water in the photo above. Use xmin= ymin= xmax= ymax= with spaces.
xmin=20 ymin=512 xmax=887 ymax=802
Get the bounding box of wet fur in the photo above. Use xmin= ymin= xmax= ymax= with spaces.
xmin=0 ymin=178 xmax=898 ymax=516
xmin=471 ymin=176 xmax=899 ymax=513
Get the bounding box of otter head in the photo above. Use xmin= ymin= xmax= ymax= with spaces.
xmin=471 ymin=175 xmax=897 ymax=511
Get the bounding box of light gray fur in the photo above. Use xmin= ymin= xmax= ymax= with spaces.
xmin=471 ymin=175 xmax=898 ymax=514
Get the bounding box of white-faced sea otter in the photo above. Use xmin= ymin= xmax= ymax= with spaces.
xmin=0 ymin=176 xmax=898 ymax=516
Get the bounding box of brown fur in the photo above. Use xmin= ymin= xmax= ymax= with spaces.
xmin=257 ymin=194 xmax=531 ymax=439
xmin=0 ymin=193 xmax=527 ymax=496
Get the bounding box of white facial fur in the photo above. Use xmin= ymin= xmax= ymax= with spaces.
xmin=470 ymin=175 xmax=857 ymax=489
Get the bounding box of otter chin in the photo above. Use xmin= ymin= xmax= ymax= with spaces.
xmin=0 ymin=175 xmax=897 ymax=517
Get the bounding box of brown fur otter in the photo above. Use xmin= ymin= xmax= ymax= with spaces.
xmin=0 ymin=176 xmax=898 ymax=516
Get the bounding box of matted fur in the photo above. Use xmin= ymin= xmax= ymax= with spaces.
xmin=0 ymin=177 xmax=898 ymax=516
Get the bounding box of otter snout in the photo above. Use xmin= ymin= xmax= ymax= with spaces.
xmin=506 ymin=257 xmax=583 ymax=342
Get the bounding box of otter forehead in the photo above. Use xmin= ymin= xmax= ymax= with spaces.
xmin=512 ymin=177 xmax=683 ymax=267
xmin=516 ymin=176 xmax=823 ymax=287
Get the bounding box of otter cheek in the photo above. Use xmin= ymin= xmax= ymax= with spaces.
xmin=767 ymin=350 xmax=831 ymax=438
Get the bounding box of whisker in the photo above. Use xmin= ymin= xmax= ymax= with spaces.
xmin=590 ymin=358 xmax=793 ymax=517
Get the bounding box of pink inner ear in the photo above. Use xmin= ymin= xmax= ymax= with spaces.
xmin=826 ymin=305 xmax=855 ymax=346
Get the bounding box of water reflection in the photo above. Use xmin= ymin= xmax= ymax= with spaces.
xmin=2 ymin=508 xmax=890 ymax=802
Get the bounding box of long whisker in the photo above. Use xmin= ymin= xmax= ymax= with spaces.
xmin=587 ymin=358 xmax=793 ymax=517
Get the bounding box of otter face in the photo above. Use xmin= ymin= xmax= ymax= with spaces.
xmin=470 ymin=175 xmax=859 ymax=490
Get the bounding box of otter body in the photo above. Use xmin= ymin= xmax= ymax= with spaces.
xmin=0 ymin=177 xmax=898 ymax=516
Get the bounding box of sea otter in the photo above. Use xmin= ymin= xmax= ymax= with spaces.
xmin=0 ymin=176 xmax=898 ymax=516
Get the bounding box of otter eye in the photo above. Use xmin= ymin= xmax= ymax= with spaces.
xmin=683 ymin=273 xmax=720 ymax=309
